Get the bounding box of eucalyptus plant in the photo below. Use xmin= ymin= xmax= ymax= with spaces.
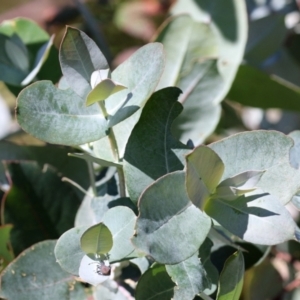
xmin=1 ymin=0 xmax=300 ymax=300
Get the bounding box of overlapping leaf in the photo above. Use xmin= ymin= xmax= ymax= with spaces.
xmin=124 ymin=87 xmax=191 ymax=202
xmin=186 ymin=145 xmax=224 ymax=208
xmin=154 ymin=14 xmax=222 ymax=144
xmin=59 ymin=27 xmax=109 ymax=99
xmin=205 ymin=190 xmax=298 ymax=245
xmin=209 ymin=130 xmax=300 ymax=205
xmin=153 ymin=0 xmax=248 ymax=144
xmin=132 ymin=171 xmax=211 ymax=264
xmin=17 ymin=81 xmax=107 ymax=146
xmin=0 ymin=241 xmax=86 ymax=300
xmin=55 ymin=226 xmax=88 ymax=275
xmin=166 ymin=252 xmax=210 ymax=300
xmin=93 ymin=42 xmax=165 ymax=160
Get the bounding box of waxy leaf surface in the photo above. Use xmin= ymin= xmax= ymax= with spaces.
xmin=166 ymin=252 xmax=210 ymax=300
xmin=59 ymin=27 xmax=108 ymax=99
xmin=124 ymin=87 xmax=190 ymax=202
xmin=93 ymin=42 xmax=165 ymax=160
xmin=132 ymin=171 xmax=211 ymax=264
xmin=186 ymin=145 xmax=224 ymax=208
xmin=0 ymin=241 xmax=86 ymax=300
xmin=17 ymin=81 xmax=107 ymax=146
xmin=209 ymin=131 xmax=300 ymax=205
xmin=55 ymin=226 xmax=88 ymax=276
xmin=205 ymin=191 xmax=298 ymax=245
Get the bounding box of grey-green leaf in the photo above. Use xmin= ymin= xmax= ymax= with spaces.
xmin=205 ymin=191 xmax=298 ymax=245
xmin=54 ymin=226 xmax=88 ymax=276
xmin=209 ymin=131 xmax=300 ymax=205
xmin=102 ymin=206 xmax=137 ymax=262
xmin=93 ymin=42 xmax=165 ymax=160
xmin=217 ymin=250 xmax=244 ymax=300
xmin=166 ymin=0 xmax=247 ymax=144
xmin=166 ymin=252 xmax=210 ymax=300
xmin=0 ymin=241 xmax=85 ymax=300
xmin=16 ymin=81 xmax=107 ymax=146
xmin=59 ymin=27 xmax=108 ymax=99
xmin=132 ymin=171 xmax=211 ymax=264
xmin=124 ymin=87 xmax=191 ymax=203
xmin=135 ymin=264 xmax=175 ymax=300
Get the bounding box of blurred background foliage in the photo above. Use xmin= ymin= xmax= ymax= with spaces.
xmin=1 ymin=0 xmax=300 ymax=299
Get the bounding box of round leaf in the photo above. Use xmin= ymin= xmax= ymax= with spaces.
xmin=54 ymin=226 xmax=88 ymax=276
xmin=0 ymin=241 xmax=85 ymax=300
xmin=81 ymin=223 xmax=113 ymax=255
xmin=132 ymin=171 xmax=211 ymax=264
xmin=102 ymin=206 xmax=137 ymax=262
xmin=16 ymin=81 xmax=107 ymax=146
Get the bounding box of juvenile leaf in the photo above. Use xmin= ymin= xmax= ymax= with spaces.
xmin=132 ymin=171 xmax=211 ymax=264
xmin=217 ymin=251 xmax=244 ymax=300
xmin=166 ymin=252 xmax=210 ymax=300
xmin=59 ymin=27 xmax=108 ymax=99
xmin=93 ymin=42 xmax=165 ymax=160
xmin=102 ymin=207 xmax=137 ymax=262
xmin=124 ymin=87 xmax=191 ymax=202
xmin=163 ymin=0 xmax=247 ymax=144
xmin=186 ymin=145 xmax=224 ymax=208
xmin=86 ymin=79 xmax=127 ymax=106
xmin=205 ymin=191 xmax=298 ymax=245
xmin=55 ymin=226 xmax=88 ymax=275
xmin=81 ymin=223 xmax=113 ymax=255
xmin=172 ymin=0 xmax=247 ymax=80
xmin=17 ymin=81 xmax=107 ymax=146
xmin=215 ymin=170 xmax=265 ymax=201
xmin=209 ymin=131 xmax=300 ymax=205
xmin=154 ymin=15 xmax=223 ymax=144
xmin=75 ymin=193 xmax=136 ymax=228
xmin=0 ymin=241 xmax=85 ymax=300
xmin=135 ymin=264 xmax=175 ymax=300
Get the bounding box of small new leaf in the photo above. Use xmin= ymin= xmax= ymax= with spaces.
xmin=80 ymin=223 xmax=113 ymax=255
xmin=86 ymin=79 xmax=127 ymax=106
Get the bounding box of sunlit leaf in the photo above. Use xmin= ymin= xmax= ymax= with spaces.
xmin=80 ymin=223 xmax=113 ymax=255
xmin=132 ymin=171 xmax=211 ymax=264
